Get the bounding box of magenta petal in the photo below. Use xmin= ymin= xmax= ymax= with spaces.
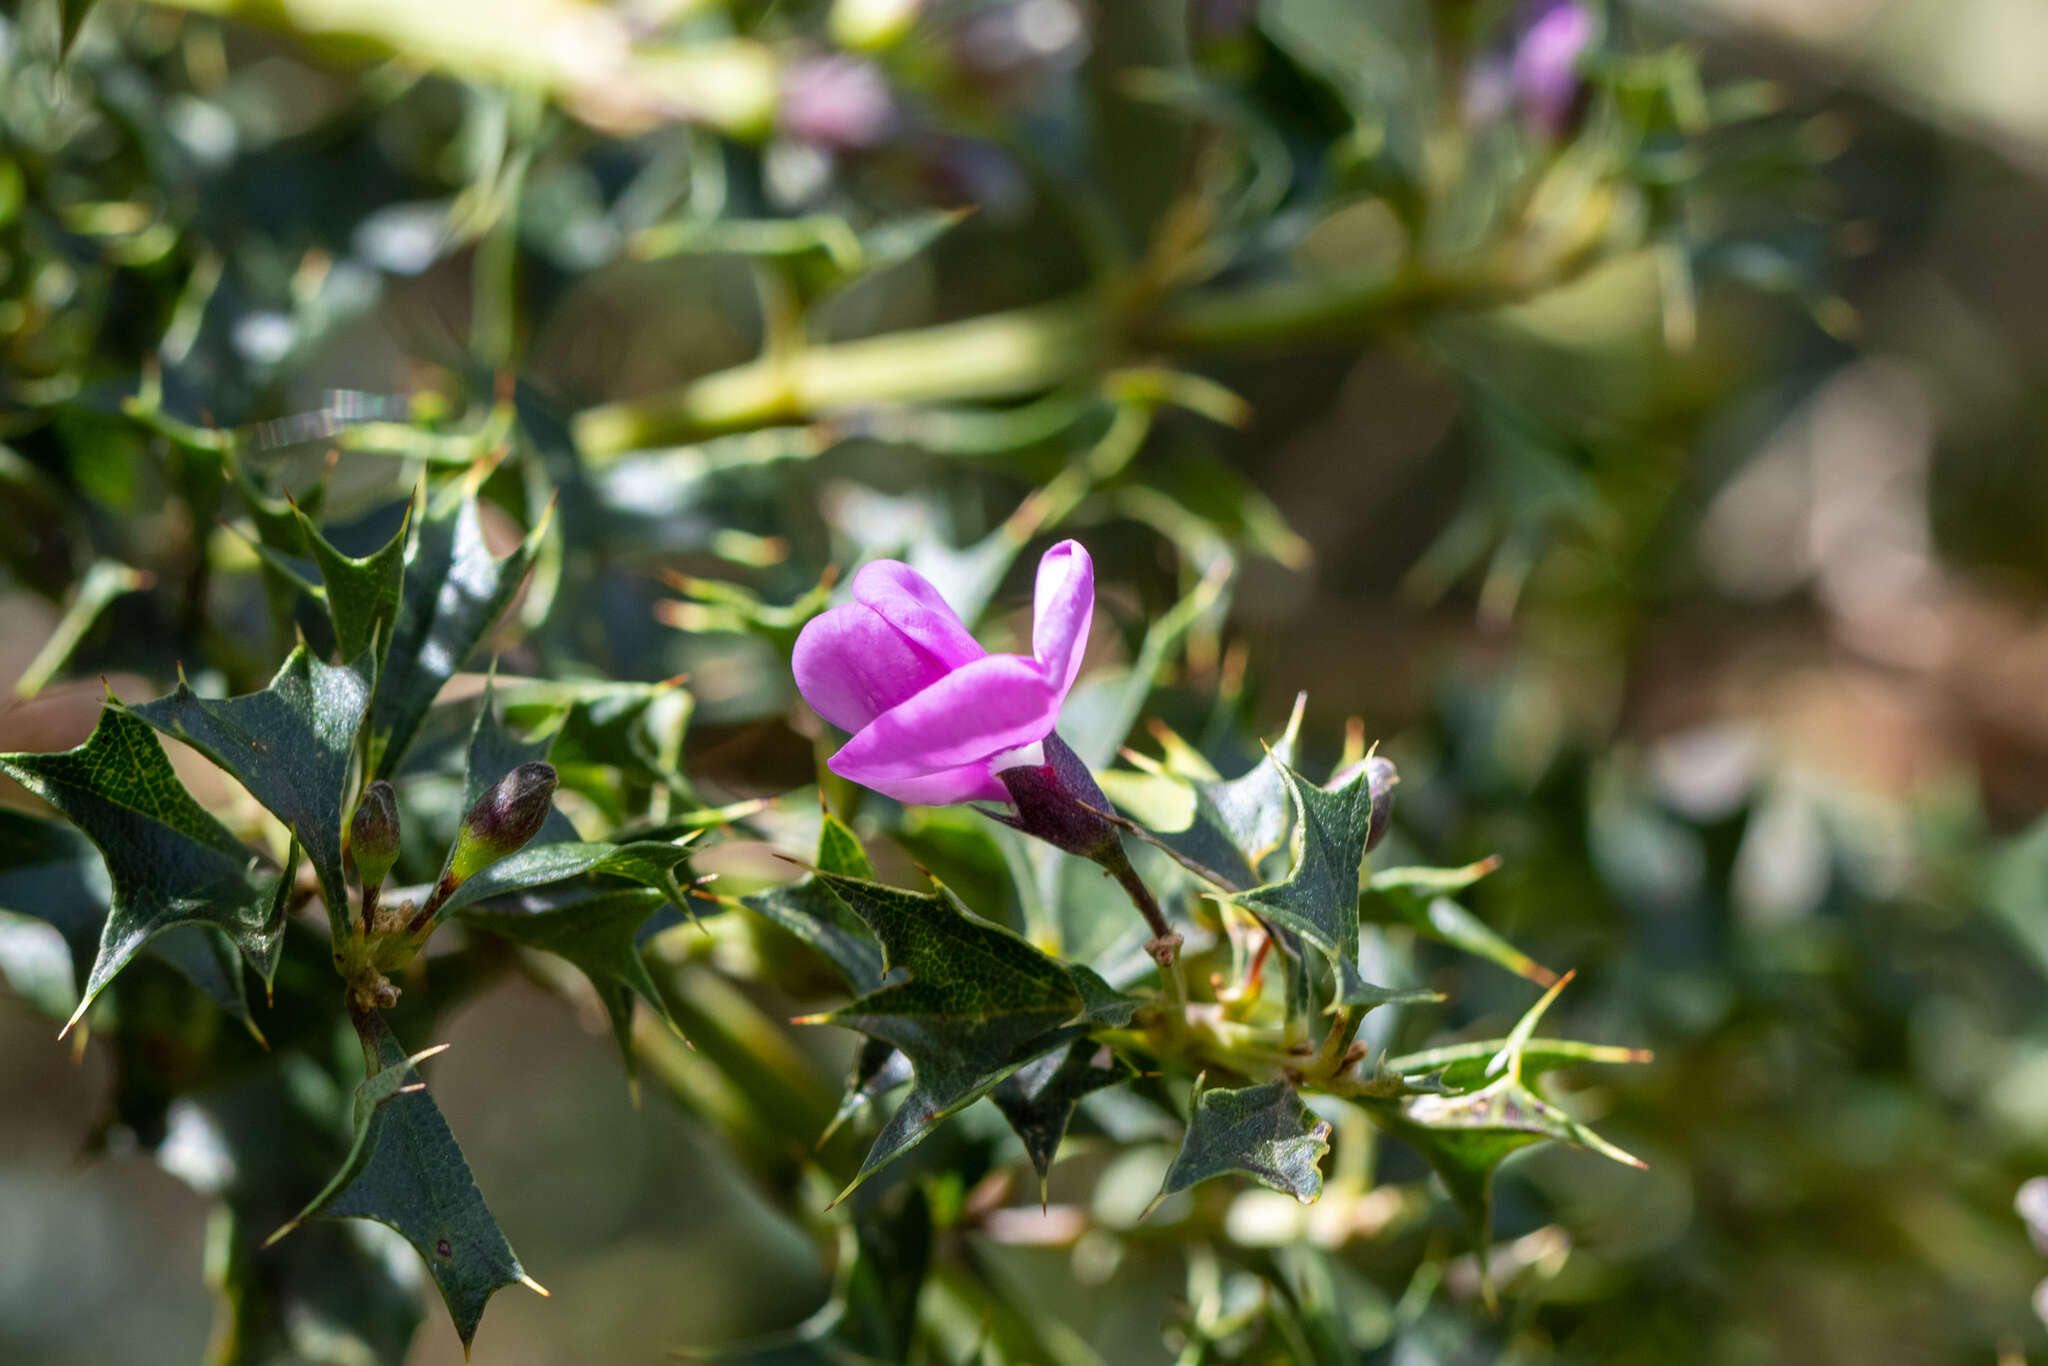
xmin=793 ymin=601 xmax=954 ymax=733
xmin=851 ymin=560 xmax=986 ymax=670
xmin=830 ymin=654 xmax=1058 ymax=783
xmin=826 ymin=756 xmax=1010 ymax=806
xmin=1030 ymin=540 xmax=1094 ymax=696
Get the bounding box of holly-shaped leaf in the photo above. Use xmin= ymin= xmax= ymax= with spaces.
xmin=819 ymin=1038 xmax=914 ymax=1147
xmin=991 ymin=1039 xmax=1137 ymax=1202
xmin=434 ymin=838 xmax=696 ymax=918
xmin=1232 ymin=760 xmax=1369 ymax=962
xmin=1155 ymin=1078 xmax=1332 ymax=1208
xmin=1368 ymin=972 xmax=1644 ymax=1300
xmin=808 ymin=872 xmax=1087 ymax=1200
xmin=129 ymin=644 xmax=371 ymax=936
xmin=1114 ymin=696 xmax=1305 ymax=892
xmin=1384 ymin=1035 xmax=1652 ymax=1092
xmin=1331 ymin=954 xmax=1443 ymax=1012
xmin=740 ymin=812 xmax=885 ymax=993
xmin=270 ymin=1017 xmax=540 ymax=1352
xmin=0 ymin=707 xmax=285 ymax=1031
xmin=458 ymin=885 xmax=683 ymax=1072
xmin=160 ymin=1064 xmax=427 ymax=1366
xmin=0 ymin=807 xmax=258 ymax=1030
xmin=369 ymin=473 xmax=548 ymax=779
xmin=295 ymin=500 xmax=409 ymax=668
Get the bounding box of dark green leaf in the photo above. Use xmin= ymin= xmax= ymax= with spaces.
xmin=1383 ymin=1035 xmax=1652 ymax=1092
xmin=1156 ymin=1078 xmax=1332 ymax=1207
xmin=273 ymin=1017 xmax=535 ymax=1350
xmin=161 ymin=1068 xmax=425 ymax=1366
xmin=991 ymin=1039 xmax=1137 ymax=1200
xmin=1232 ymin=758 xmax=1372 ymax=964
xmin=821 ymin=1038 xmax=913 ymax=1146
xmin=1117 ymin=696 xmax=1304 ymax=891
xmin=740 ymin=813 xmax=884 ymax=993
xmin=1365 ymin=975 xmax=1643 ymax=1297
xmin=811 ymin=872 xmax=1086 ymax=1199
xmin=1331 ymin=955 xmax=1443 ymax=1013
xmin=0 ymin=808 xmax=257 ymax=1028
xmin=129 ymin=644 xmax=370 ymax=936
xmin=0 ymin=707 xmax=284 ymax=1030
xmin=435 ymin=838 xmax=695 ymax=918
xmin=297 ymin=500 xmax=409 ymax=668
xmin=370 ymin=477 xmax=546 ymax=778
xmin=458 ymin=885 xmax=682 ymax=1067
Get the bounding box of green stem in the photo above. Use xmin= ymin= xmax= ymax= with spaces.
xmin=575 ymin=297 xmax=1109 ymax=456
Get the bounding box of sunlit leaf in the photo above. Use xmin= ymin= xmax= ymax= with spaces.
xmin=130 ymin=644 xmax=371 ymax=936
xmin=271 ymin=1019 xmax=537 ymax=1351
xmin=0 ymin=708 xmax=285 ymax=1030
xmin=809 ymin=872 xmax=1094 ymax=1199
xmin=369 ymin=475 xmax=547 ymax=778
xmin=991 ymin=1038 xmax=1137 ymax=1201
xmin=740 ymin=812 xmax=885 ymax=993
xmin=1155 ymin=1078 xmax=1332 ymax=1208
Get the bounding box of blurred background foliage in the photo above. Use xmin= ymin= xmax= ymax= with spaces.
xmin=6 ymin=0 xmax=2048 ymax=1362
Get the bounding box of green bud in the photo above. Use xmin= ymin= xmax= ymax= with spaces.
xmin=346 ymin=780 xmax=402 ymax=892
xmin=448 ymin=762 xmax=558 ymax=885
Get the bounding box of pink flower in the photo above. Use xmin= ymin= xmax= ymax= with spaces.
xmin=793 ymin=540 xmax=1094 ymax=806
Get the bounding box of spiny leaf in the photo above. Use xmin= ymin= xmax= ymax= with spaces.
xmin=434 ymin=838 xmax=695 ymax=919
xmin=458 ymin=885 xmax=683 ymax=1070
xmin=1331 ymin=955 xmax=1443 ymax=1013
xmin=1232 ymin=759 xmax=1371 ymax=962
xmin=1367 ymin=973 xmax=1644 ymax=1300
xmin=991 ymin=1039 xmax=1137 ymax=1201
xmin=1384 ymin=1036 xmax=1653 ymax=1093
xmin=161 ymin=1066 xmax=428 ymax=1366
xmin=1119 ymin=696 xmax=1304 ymax=891
xmin=740 ymin=812 xmax=884 ymax=993
xmin=0 ymin=808 xmax=258 ymax=1029
xmin=0 ymin=707 xmax=285 ymax=1031
xmin=1155 ymin=1078 xmax=1332 ymax=1208
xmin=810 ymin=872 xmax=1087 ymax=1199
xmin=272 ymin=1019 xmax=537 ymax=1351
xmin=295 ymin=499 xmax=409 ymax=668
xmin=369 ymin=476 xmax=547 ymax=779
xmin=820 ymin=1038 xmax=913 ymax=1147
xmin=129 ymin=644 xmax=370 ymax=937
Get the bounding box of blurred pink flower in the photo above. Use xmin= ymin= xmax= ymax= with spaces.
xmin=794 ymin=540 xmax=1093 ymax=805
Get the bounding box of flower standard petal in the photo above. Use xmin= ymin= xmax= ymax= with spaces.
xmin=794 ymin=601 xmax=955 ymax=732
xmin=829 ymin=654 xmax=1059 ymax=784
xmin=851 ymin=560 xmax=987 ymax=669
xmin=1030 ymin=540 xmax=1094 ymax=696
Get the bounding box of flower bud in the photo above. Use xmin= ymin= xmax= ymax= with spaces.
xmin=1510 ymin=0 xmax=1594 ymax=140
xmin=1364 ymin=754 xmax=1397 ymax=855
xmin=993 ymin=731 xmax=1125 ymax=864
xmin=346 ymin=780 xmax=402 ymax=892
xmin=448 ymin=762 xmax=558 ymax=885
